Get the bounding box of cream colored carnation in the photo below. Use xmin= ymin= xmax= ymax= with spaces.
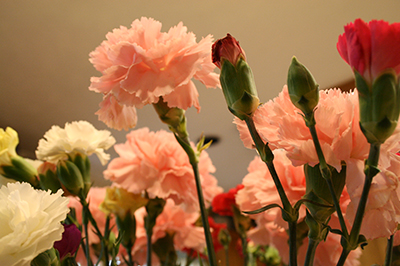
xmin=0 ymin=182 xmax=70 ymax=266
xmin=0 ymin=127 xmax=18 ymax=166
xmin=36 ymin=120 xmax=116 ymax=165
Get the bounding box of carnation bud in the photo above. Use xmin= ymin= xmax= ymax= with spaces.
xmin=212 ymin=34 xmax=260 ymax=120
xmin=57 ymin=160 xmax=84 ymax=196
xmin=303 ymin=163 xmax=346 ymax=224
xmin=100 ymin=187 xmax=148 ymax=220
xmin=31 ymin=248 xmax=59 ymax=266
xmin=287 ymin=57 xmax=319 ymax=116
xmin=53 ymin=224 xmax=81 ymax=260
xmin=69 ymin=153 xmax=91 ymax=197
xmin=1 ymin=156 xmax=39 ymax=188
xmin=355 ymin=70 xmax=400 ymax=144
xmin=38 ymin=162 xmax=62 ymax=193
xmin=153 ymin=97 xmax=188 ymax=139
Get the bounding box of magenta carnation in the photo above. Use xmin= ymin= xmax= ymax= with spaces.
xmin=89 ymin=17 xmax=220 ymax=130
xmin=337 ymin=19 xmax=400 ymax=84
xmin=104 ymin=127 xmax=222 ymax=212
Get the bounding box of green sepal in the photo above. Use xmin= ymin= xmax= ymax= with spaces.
xmin=303 ymin=163 xmax=346 ymax=223
xmin=287 ymin=57 xmax=319 ymax=116
xmin=220 ymin=58 xmax=259 ymax=120
xmin=305 ymin=210 xmax=329 ymax=241
xmin=2 ymin=156 xmax=39 ymax=187
xmin=356 ymin=70 xmax=400 ymax=144
xmin=116 ymin=212 xmax=136 ymax=249
xmin=57 ymin=160 xmax=84 ymax=196
xmin=152 ymin=232 xmax=178 ymax=266
xmin=69 ymin=153 xmax=91 ymax=197
xmin=39 ymin=168 xmax=62 ymax=194
xmin=31 ymin=248 xmax=61 ymax=266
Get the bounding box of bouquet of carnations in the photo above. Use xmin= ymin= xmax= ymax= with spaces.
xmin=1 ymin=17 xmax=400 ymax=266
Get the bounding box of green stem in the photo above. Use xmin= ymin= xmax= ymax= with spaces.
xmin=308 ymin=124 xmax=348 ymax=237
xmin=336 ymin=248 xmax=350 ymax=266
xmin=244 ymin=116 xmax=297 ymax=266
xmin=146 ymin=225 xmax=153 ymax=266
xmin=303 ymin=238 xmax=319 ymax=266
xmin=288 ymin=221 xmax=298 ymax=266
xmin=244 ymin=116 xmax=292 ymax=212
xmin=348 ymin=143 xmax=380 ymax=247
xmin=82 ymin=209 xmax=93 ymax=266
xmin=385 ymin=235 xmax=394 ymax=266
xmin=190 ymin=160 xmax=218 ymax=266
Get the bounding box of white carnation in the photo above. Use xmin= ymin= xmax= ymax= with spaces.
xmin=36 ymin=120 xmax=116 ymax=165
xmin=0 ymin=182 xmax=70 ymax=266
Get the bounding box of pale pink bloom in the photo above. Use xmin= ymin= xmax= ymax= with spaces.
xmin=235 ymin=86 xmax=368 ymax=172
xmin=130 ymin=199 xmax=205 ymax=265
xmin=345 ymin=149 xmax=400 ymax=239
xmin=89 ymin=17 xmax=220 ymax=130
xmin=104 ymin=128 xmax=222 ymax=212
xmin=68 ymin=187 xmax=117 ymax=264
xmin=236 ymin=150 xmax=361 ymax=265
xmin=95 ymin=94 xmax=138 ymax=131
xmin=236 ymin=149 xmax=307 ymax=228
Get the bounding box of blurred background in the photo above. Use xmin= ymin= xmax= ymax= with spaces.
xmin=1 ymin=0 xmax=400 ymax=264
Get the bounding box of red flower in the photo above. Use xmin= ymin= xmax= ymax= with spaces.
xmin=208 ymin=217 xmax=228 ymax=253
xmin=337 ymin=19 xmax=400 ymax=83
xmin=212 ymin=34 xmax=246 ymax=69
xmin=53 ymin=224 xmax=81 ymax=259
xmin=212 ymin=184 xmax=244 ymax=216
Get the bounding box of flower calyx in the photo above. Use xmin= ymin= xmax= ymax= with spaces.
xmin=213 ymin=34 xmax=260 ymax=120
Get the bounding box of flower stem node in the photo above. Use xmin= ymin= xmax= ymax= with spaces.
xmin=213 ymin=34 xmax=260 ymax=120
xmin=355 ymin=70 xmax=400 ymax=144
xmin=287 ymin=57 xmax=319 ymax=116
xmin=57 ymin=160 xmax=84 ymax=196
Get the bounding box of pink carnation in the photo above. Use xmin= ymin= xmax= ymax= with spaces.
xmin=89 ymin=17 xmax=220 ymax=130
xmin=236 ymin=150 xmax=360 ymax=265
xmin=129 ymin=199 xmax=205 ymax=265
xmin=235 ymin=86 xmax=368 ymax=172
xmin=104 ymin=127 xmax=223 ymax=212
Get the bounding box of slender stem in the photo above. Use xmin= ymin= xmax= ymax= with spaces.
xmin=82 ymin=210 xmax=93 ymax=266
xmin=146 ymin=226 xmax=153 ymax=266
xmin=190 ymin=161 xmax=218 ymax=266
xmin=308 ymin=125 xmax=348 ymax=237
xmin=288 ymin=221 xmax=298 ymax=266
xmin=245 ymin=116 xmax=292 ymax=212
xmin=336 ymin=248 xmax=350 ymax=266
xmin=348 ymin=143 xmax=380 ymax=246
xmin=240 ymin=234 xmax=248 ymax=266
xmin=245 ymin=116 xmax=297 ymax=266
xmin=385 ymin=235 xmax=394 ymax=266
xmin=304 ymin=238 xmax=319 ymax=266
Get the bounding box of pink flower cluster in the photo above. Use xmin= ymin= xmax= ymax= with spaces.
xmin=89 ymin=17 xmax=220 ymax=130
xmin=104 ymin=127 xmax=223 ymax=212
xmin=236 ymin=149 xmax=361 ymax=266
xmin=235 ymin=86 xmax=400 ymax=240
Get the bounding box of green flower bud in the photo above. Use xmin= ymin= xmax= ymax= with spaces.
xmin=38 ymin=162 xmax=62 ymax=193
xmin=355 ymin=70 xmax=400 ymax=144
xmin=303 ymin=163 xmax=346 ymax=224
xmin=287 ymin=57 xmax=319 ymax=115
xmin=153 ymin=97 xmax=188 ymax=139
xmin=57 ymin=160 xmax=84 ymax=196
xmin=70 ymin=153 xmax=91 ymax=197
xmin=213 ymin=34 xmax=260 ymax=120
xmin=1 ymin=156 xmax=39 ymax=187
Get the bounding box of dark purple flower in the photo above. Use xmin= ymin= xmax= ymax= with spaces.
xmin=54 ymin=223 xmax=81 ymax=259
